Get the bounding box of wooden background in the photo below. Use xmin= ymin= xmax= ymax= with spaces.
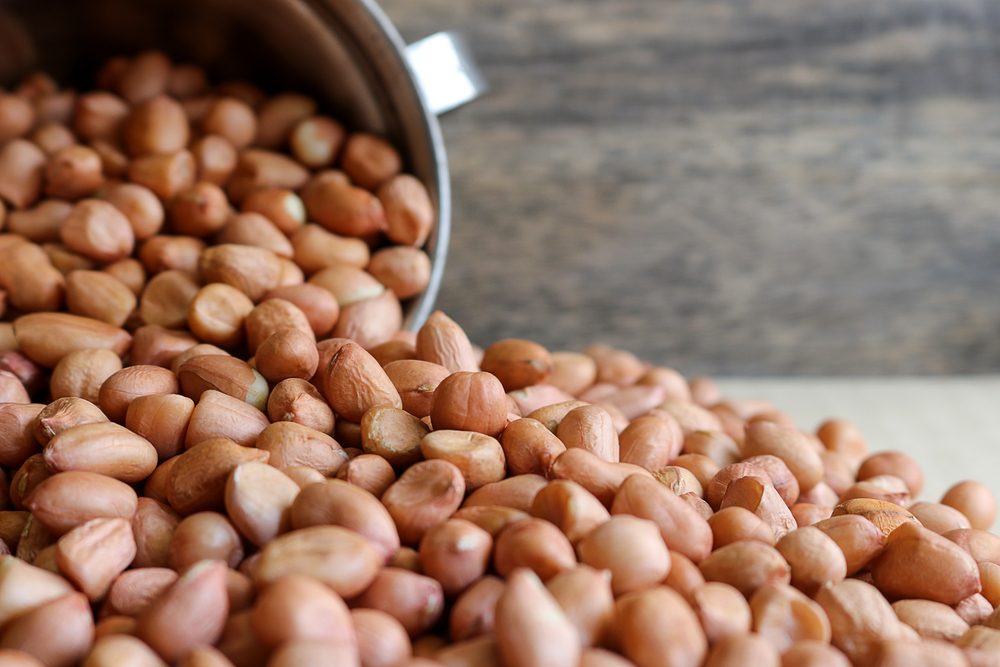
xmin=382 ymin=0 xmax=1000 ymax=375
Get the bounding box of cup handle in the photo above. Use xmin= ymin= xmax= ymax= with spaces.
xmin=405 ymin=31 xmax=488 ymax=115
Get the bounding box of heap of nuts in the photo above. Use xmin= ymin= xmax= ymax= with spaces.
xmin=1 ymin=55 xmax=1000 ymax=667
xmin=0 ymin=50 xmax=435 ymax=348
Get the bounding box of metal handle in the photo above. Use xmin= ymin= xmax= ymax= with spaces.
xmin=405 ymin=31 xmax=487 ymax=115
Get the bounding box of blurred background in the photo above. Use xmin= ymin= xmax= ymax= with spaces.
xmin=383 ymin=0 xmax=1000 ymax=376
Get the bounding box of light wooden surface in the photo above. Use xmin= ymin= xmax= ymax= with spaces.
xmin=382 ymin=0 xmax=1000 ymax=374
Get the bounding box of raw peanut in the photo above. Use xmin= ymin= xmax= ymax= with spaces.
xmin=216 ymin=610 xmax=266 ymax=667
xmin=476 ymin=339 xmax=553 ymax=392
xmin=545 ymin=566 xmax=615 ymax=648
xmin=0 ymin=403 xmax=45 ymax=467
xmin=255 ymin=328 xmax=318 ymax=383
xmin=614 ymin=586 xmax=707 ymax=667
xmin=201 ymin=97 xmax=256 ymax=148
xmin=892 ymin=599 xmax=969 ymax=641
xmin=857 ymin=451 xmax=924 ymax=497
xmin=178 ymin=355 xmax=268 ymax=409
xmin=44 ymin=145 xmax=103 ymax=199
xmin=128 ymin=150 xmax=196 ymax=200
xmin=290 ymin=479 xmax=399 ymax=562
xmin=245 ymin=298 xmax=314 ymax=353
xmin=169 ymin=181 xmax=229 ymax=236
xmin=125 ymin=394 xmax=195 ymax=460
xmin=199 ymin=244 xmax=283 ymax=303
xmin=60 ymin=199 xmax=134 ymax=262
xmin=353 ymin=568 xmax=445 ymax=637
xmin=464 ymin=474 xmax=549 ymax=512
xmin=73 ymin=92 xmax=128 ymax=141
xmin=0 ymin=351 xmax=44 ymax=396
xmin=224 ymin=569 xmax=255 ymax=614
xmin=584 ymin=345 xmax=646 ymax=387
xmin=56 ymin=518 xmax=136 ymax=600
xmin=255 ymin=526 xmax=381 ymax=597
xmin=612 ymin=474 xmax=713 ymax=561
xmin=187 ymin=280 xmax=258 ymax=344
xmin=341 ymin=133 xmax=401 ymax=189
xmin=957 ymin=625 xmax=1000 ymax=652
xmin=139 ymin=270 xmax=200 ymax=328
xmin=122 ymin=97 xmax=189 ymax=158
xmin=549 ymin=448 xmax=652 ymax=507
xmin=166 ymin=437 xmax=268 ymax=514
xmin=494 ymin=517 xmax=576 ymax=581
xmin=749 ymin=582 xmax=831 ymax=652
xmin=652 ymin=465 xmax=704 ymax=496
xmin=547 ymin=352 xmax=597 ymax=396
xmin=672 ymin=453 xmax=720 ymax=490
xmin=143 ymin=459 xmax=178 ymax=504
xmin=774 ymin=527 xmax=847 ymax=595
xmin=217 ymin=211 xmax=293 ymax=257
xmin=228 ymin=149 xmax=309 ymax=202
xmin=946 ymin=528 xmax=1000 ymax=565
xmin=131 ymin=498 xmax=179 ymax=569
xmin=576 ymin=515 xmax=670 ymax=595
xmin=191 ymin=134 xmax=237 ymax=185
xmin=500 ymin=417 xmax=567 ymax=476
xmin=184 ymin=389 xmax=270 ymax=447
xmin=98 ymin=365 xmax=178 ymax=423
xmin=255 ymin=94 xmax=316 ymax=147
xmin=525 ymin=400 xmax=589 ymax=432
xmin=0 ymin=513 xmax=29 ymax=551
xmin=495 ymin=568 xmax=579 ymax=667
xmin=267 ymin=639 xmax=360 ymax=667
xmin=531 ymin=480 xmax=610 ymax=544
xmin=791 ymin=502 xmax=832 ymax=527
xmin=0 ymin=139 xmax=46 ymax=208
xmin=352 ymin=608 xmax=412 ymax=667
xmin=699 ymin=541 xmax=791 ymax=597
xmin=107 ymin=568 xmax=178 ymax=616
xmin=418 ymin=519 xmax=493 ymax=596
xmin=0 ymin=592 xmax=94 ymax=667
xmin=66 ymin=270 xmax=136 ymax=326
xmin=579 ymin=649 xmax=635 ymax=667
xmin=136 ymin=560 xmax=229 ymax=663
xmin=416 ymin=311 xmax=479 ymax=373
xmin=264 ymin=284 xmax=341 ymax=338
xmin=689 ymin=581 xmax=752 ymax=644
xmin=814 ymin=579 xmax=909 ymax=665
xmin=44 ymin=421 xmax=158 ymax=482
xmin=83 ymin=635 xmax=168 ymax=667
xmin=168 ymin=512 xmax=243 ymax=570
xmin=708 ymin=456 xmax=799 ymax=510
xmin=507 ymin=384 xmax=574 ymax=417
xmin=617 ymin=411 xmax=682 ymax=471
xmin=871 ymin=639 xmax=969 ymax=667
xmin=267 ymin=378 xmax=334 ymax=432
xmin=223 ymin=462 xmax=299 ymax=545
xmin=841 ymin=475 xmax=912 ymax=506
xmin=870 ymin=522 xmax=981 ymax=604
xmin=383 ymin=460 xmax=465 ymax=545
xmin=743 ymin=421 xmax=824 ymax=492
xmin=332 ymin=289 xmax=404 ymax=349
xmin=781 ymin=640 xmax=850 ymax=667
xmin=705 ymin=635 xmax=779 ymax=667
xmin=452 ymin=506 xmax=529 ymax=537
xmin=450 ymin=576 xmax=505 ymax=641
xmin=256 ymin=421 xmax=348 ymax=474
xmin=16 ymin=517 xmax=54 ymax=564
xmin=942 ymin=481 xmax=997 ymax=531
xmin=102 ymin=183 xmax=164 ymax=240
xmin=15 ymin=313 xmax=130 ymax=369
xmin=129 ymin=326 xmax=196 ymax=367
xmin=243 ymin=188 xmax=306 ymax=235
xmin=282 ymin=466 xmax=326 ymax=489
xmin=251 ymin=574 xmax=354 ymax=650
xmin=909 ymin=502 xmax=972 ymax=535
xmin=26 ymin=471 xmax=138 ymax=535
xmin=324 ymin=342 xmax=402 ymax=422
xmin=0 ymin=93 xmax=35 ymax=140
xmin=981 ymin=562 xmax=1000 ymax=607
xmin=292 ymin=225 xmax=369 ymax=276
xmin=337 ymin=453 xmax=396 ymax=497
xmin=556 ymin=405 xmax=620 ymax=463
xmin=721 ymin=476 xmax=796 ymax=540
xmin=420 ymin=430 xmax=506 ymax=490
xmin=0 ymin=556 xmax=73 ymax=625
xmin=813 ymin=514 xmax=887 ymax=575
xmin=815 ymin=419 xmax=869 ymax=468
xmin=831 ymin=498 xmax=918 ymax=536
xmin=9 ymin=454 xmax=51 ymax=509
xmin=367 ymin=246 xmax=432 ymax=299
xmin=378 ymin=174 xmax=433 ymax=247
xmin=361 ymin=406 xmax=428 ymax=468
xmin=116 ymin=51 xmax=171 ymax=103
xmin=138 ymin=235 xmax=204 ymax=274
xmin=0 ymin=241 xmax=65 ymax=313
xmin=383 ymin=359 xmax=451 ymax=419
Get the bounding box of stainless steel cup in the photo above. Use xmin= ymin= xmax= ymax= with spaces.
xmin=0 ymin=0 xmax=485 ymax=329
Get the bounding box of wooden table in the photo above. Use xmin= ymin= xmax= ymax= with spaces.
xmin=383 ymin=0 xmax=1000 ymax=375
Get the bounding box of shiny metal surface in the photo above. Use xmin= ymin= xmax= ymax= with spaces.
xmin=0 ymin=0 xmax=460 ymax=330
xmin=406 ymin=31 xmax=487 ymax=116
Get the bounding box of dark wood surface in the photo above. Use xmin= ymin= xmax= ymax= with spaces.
xmin=382 ymin=0 xmax=1000 ymax=374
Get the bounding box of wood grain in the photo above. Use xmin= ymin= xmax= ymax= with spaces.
xmin=382 ymin=0 xmax=1000 ymax=374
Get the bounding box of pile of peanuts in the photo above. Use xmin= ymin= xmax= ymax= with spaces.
xmin=1 ymin=54 xmax=1000 ymax=667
